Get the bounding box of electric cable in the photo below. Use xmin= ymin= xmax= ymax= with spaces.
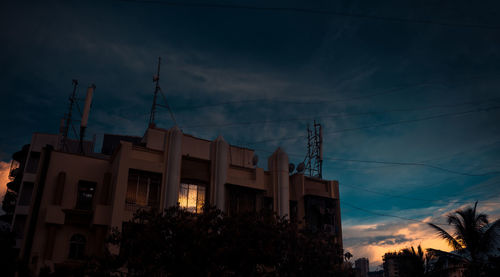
xmin=119 ymin=0 xmax=500 ymax=31
xmin=182 ymin=96 xmax=500 ymax=129
xmin=248 ymin=106 xmax=500 ymax=145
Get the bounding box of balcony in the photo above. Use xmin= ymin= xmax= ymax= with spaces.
xmin=62 ymin=209 xmax=93 ymax=226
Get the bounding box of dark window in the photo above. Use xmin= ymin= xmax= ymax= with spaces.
xmin=126 ymin=169 xmax=161 ymax=209
xmin=179 ymin=183 xmax=205 ymax=213
xmin=76 ymin=181 xmax=96 ymax=210
xmin=25 ymin=152 xmax=40 ymax=173
xmin=68 ymin=234 xmax=86 ymax=259
xmin=304 ymin=195 xmax=338 ymax=234
xmin=13 ymin=215 xmax=27 ymax=239
xmin=262 ymin=197 xmax=273 ymax=212
xmin=228 ymin=185 xmax=262 ymax=216
xmin=290 ymin=200 xmax=298 ymax=222
xmin=18 ymin=182 xmax=34 ymax=206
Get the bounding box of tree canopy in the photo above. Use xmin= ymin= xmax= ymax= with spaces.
xmin=427 ymin=202 xmax=500 ymax=276
xmin=88 ymin=206 xmax=348 ymax=277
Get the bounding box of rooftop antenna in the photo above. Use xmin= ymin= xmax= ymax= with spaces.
xmin=304 ymin=120 xmax=323 ymax=178
xmin=148 ymin=57 xmax=177 ymax=127
xmin=149 ymin=57 xmax=161 ymax=126
xmin=61 ymin=79 xmax=78 ymax=151
xmin=79 ymin=84 xmax=95 ymax=154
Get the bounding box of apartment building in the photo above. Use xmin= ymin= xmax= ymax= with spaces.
xmin=355 ymin=257 xmax=370 ymax=277
xmin=10 ymin=125 xmax=342 ymax=275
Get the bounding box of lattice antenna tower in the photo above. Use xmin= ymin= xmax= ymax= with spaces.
xmin=60 ymin=79 xmax=79 ymax=151
xmin=304 ymin=120 xmax=323 ymax=178
xmin=149 ymin=57 xmax=177 ymax=127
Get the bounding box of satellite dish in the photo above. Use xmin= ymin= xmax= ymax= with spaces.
xmin=288 ymin=163 xmax=295 ymax=173
xmin=296 ymin=162 xmax=305 ymax=173
xmin=252 ymin=154 xmax=259 ymax=166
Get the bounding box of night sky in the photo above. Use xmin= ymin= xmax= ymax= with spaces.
xmin=2 ymin=0 xmax=500 ymax=269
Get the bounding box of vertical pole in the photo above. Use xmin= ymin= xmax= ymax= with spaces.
xmin=149 ymin=57 xmax=162 ymax=126
xmin=62 ymin=80 xmax=78 ymax=151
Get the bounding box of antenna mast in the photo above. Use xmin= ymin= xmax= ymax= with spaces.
xmin=304 ymin=120 xmax=323 ymax=178
xmin=148 ymin=57 xmax=177 ymax=127
xmin=61 ymin=79 xmax=78 ymax=151
xmin=149 ymin=57 xmax=162 ymax=126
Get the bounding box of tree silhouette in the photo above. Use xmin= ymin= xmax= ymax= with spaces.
xmin=427 ymin=202 xmax=500 ymax=276
xmin=88 ymin=205 xmax=348 ymax=277
xmin=383 ymin=245 xmax=427 ymax=277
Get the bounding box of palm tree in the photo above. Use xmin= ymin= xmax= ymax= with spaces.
xmin=399 ymin=245 xmax=426 ymax=277
xmin=427 ymin=202 xmax=500 ymax=276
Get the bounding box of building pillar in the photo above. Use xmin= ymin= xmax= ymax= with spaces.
xmin=163 ymin=126 xmax=183 ymax=208
xmin=210 ymin=135 xmax=228 ymax=211
xmin=269 ymin=148 xmax=290 ymax=217
xmin=42 ymin=225 xmax=57 ymax=260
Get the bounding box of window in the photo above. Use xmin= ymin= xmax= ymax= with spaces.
xmin=126 ymin=169 xmax=161 ymax=209
xmin=68 ymin=234 xmax=86 ymax=259
xmin=76 ymin=181 xmax=96 ymax=210
xmin=18 ymin=182 xmax=34 ymax=206
xmin=227 ymin=185 xmax=261 ymax=216
xmin=304 ymin=195 xmax=338 ymax=234
xmin=290 ymin=200 xmax=298 ymax=222
xmin=25 ymin=152 xmax=40 ymax=173
xmin=179 ymin=183 xmax=205 ymax=213
xmin=13 ymin=215 xmax=27 ymax=239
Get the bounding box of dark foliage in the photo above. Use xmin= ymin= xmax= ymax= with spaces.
xmin=427 ymin=202 xmax=500 ymax=277
xmin=0 ymin=225 xmax=17 ymax=277
xmin=89 ymin=205 xmax=348 ymax=277
xmin=383 ymin=245 xmax=427 ymax=277
xmin=2 ymin=190 xmax=17 ymax=214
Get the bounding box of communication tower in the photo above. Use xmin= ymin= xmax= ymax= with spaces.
xmin=149 ymin=57 xmax=177 ymax=127
xmin=304 ymin=120 xmax=323 ymax=178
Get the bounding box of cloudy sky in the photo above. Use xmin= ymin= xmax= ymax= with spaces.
xmin=2 ymin=0 xmax=500 ymax=270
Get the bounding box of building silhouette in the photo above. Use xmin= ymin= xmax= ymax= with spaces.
xmin=355 ymin=257 xmax=369 ymax=277
xmin=9 ymin=124 xmax=343 ymax=275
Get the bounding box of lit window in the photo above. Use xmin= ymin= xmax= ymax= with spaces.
xmin=126 ymin=169 xmax=161 ymax=209
xmin=76 ymin=181 xmax=96 ymax=210
xmin=68 ymin=234 xmax=86 ymax=260
xmin=179 ymin=183 xmax=205 ymax=213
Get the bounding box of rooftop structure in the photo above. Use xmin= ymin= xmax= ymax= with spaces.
xmin=9 ymin=124 xmax=342 ymax=275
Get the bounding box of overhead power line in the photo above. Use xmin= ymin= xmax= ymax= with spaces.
xmin=248 ymin=105 xmax=500 ymax=145
xmin=341 ymin=182 xmax=500 ymax=204
xmin=322 ymin=138 xmax=500 ymax=171
xmin=342 ymin=202 xmax=447 ymax=226
xmin=175 ymin=83 xmax=429 ymax=112
xmin=183 ymin=96 xmax=500 ymax=129
xmin=303 ymin=152 xmax=500 ymax=177
xmin=120 ymin=0 xmax=500 ymax=30
xmin=320 ymin=157 xmax=500 ymax=177
xmin=253 ymin=147 xmax=500 ymax=177
xmin=253 ymin=133 xmax=500 ymax=177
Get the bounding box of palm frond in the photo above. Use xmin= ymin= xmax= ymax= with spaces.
xmin=428 ymin=223 xmax=462 ymax=250
xmin=480 ymin=218 xmax=500 ymax=252
xmin=475 ymin=213 xmax=489 ymax=228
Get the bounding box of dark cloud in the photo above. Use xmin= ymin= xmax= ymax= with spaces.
xmin=344 ymin=234 xmax=413 ymax=246
xmin=2 ymin=0 xmax=500 ymax=262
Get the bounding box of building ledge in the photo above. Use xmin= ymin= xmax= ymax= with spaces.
xmin=62 ymin=208 xmax=93 ymax=226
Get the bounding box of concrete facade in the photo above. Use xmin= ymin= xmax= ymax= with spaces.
xmin=355 ymin=257 xmax=370 ymax=277
xmin=10 ymin=126 xmax=343 ymax=275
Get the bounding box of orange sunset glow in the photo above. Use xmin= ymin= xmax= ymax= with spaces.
xmin=344 ymin=221 xmax=454 ymax=268
xmin=0 ymin=161 xmax=11 ymax=204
